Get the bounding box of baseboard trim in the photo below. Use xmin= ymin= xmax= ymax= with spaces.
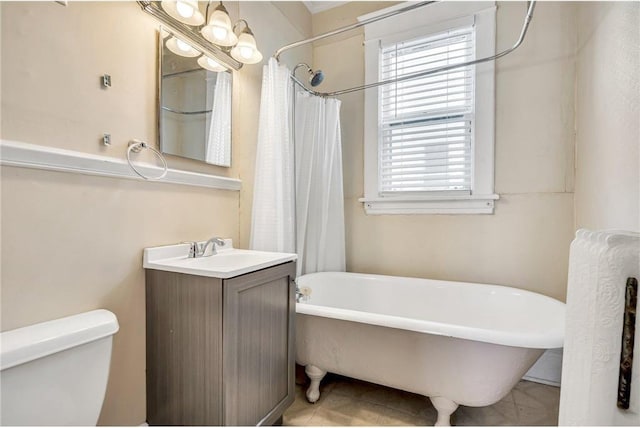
xmin=0 ymin=139 xmax=241 ymax=191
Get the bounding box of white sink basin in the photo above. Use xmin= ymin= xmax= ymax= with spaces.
xmin=143 ymin=240 xmax=297 ymax=279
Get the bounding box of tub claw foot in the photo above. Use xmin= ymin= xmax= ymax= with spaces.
xmin=305 ymin=365 xmax=326 ymax=403
xmin=430 ymin=396 xmax=458 ymax=426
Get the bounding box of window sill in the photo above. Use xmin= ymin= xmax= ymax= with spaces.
xmin=358 ymin=194 xmax=499 ymax=215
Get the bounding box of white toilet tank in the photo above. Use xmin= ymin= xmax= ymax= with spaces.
xmin=0 ymin=309 xmax=119 ymax=426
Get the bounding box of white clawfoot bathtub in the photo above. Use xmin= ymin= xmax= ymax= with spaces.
xmin=295 ymin=272 xmax=565 ymax=426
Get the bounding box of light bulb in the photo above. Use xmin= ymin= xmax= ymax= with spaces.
xmin=175 ymin=0 xmax=194 ymax=18
xmin=197 ymin=55 xmax=227 ymax=72
xmin=176 ymin=39 xmax=191 ymax=52
xmin=212 ymin=26 xmax=228 ymax=40
xmin=239 ymin=46 xmax=254 ymax=59
xmin=230 ymin=26 xmax=262 ymax=64
xmin=161 ymin=0 xmax=204 ymax=25
xmin=201 ymin=6 xmax=236 ymax=46
xmin=166 ymin=36 xmax=199 ymax=57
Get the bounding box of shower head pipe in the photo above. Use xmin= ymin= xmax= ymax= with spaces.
xmin=287 ymin=0 xmax=537 ymax=98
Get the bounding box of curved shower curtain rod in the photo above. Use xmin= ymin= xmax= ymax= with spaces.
xmin=275 ymin=0 xmax=537 ymax=97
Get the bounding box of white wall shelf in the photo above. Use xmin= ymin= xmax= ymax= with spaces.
xmin=0 ymin=140 xmax=241 ymax=191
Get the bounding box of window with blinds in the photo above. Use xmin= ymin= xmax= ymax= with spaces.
xmin=379 ymin=26 xmax=475 ymax=194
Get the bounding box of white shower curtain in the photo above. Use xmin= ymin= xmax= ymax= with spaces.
xmin=205 ymin=71 xmax=231 ymax=166
xmin=294 ymin=91 xmax=345 ymax=276
xmin=250 ymin=58 xmax=296 ymax=253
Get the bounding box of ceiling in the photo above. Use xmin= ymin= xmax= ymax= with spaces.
xmin=302 ymin=1 xmax=350 ymax=14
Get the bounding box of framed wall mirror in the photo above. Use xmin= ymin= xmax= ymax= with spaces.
xmin=158 ymin=27 xmax=232 ymax=167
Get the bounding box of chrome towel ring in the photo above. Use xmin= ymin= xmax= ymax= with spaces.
xmin=126 ymin=139 xmax=168 ymax=180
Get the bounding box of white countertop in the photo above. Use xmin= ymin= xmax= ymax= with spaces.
xmin=143 ymin=240 xmax=297 ymax=279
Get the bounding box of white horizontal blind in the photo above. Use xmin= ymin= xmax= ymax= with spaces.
xmin=379 ymin=26 xmax=475 ymax=194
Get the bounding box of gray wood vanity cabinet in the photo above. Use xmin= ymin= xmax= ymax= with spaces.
xmin=145 ymin=261 xmax=296 ymax=426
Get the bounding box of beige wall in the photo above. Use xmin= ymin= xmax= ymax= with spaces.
xmin=574 ymin=2 xmax=640 ymax=232
xmin=3 ymin=0 xmax=636 ymax=424
xmin=0 ymin=1 xmax=310 ymax=425
xmin=312 ymin=1 xmax=577 ymax=301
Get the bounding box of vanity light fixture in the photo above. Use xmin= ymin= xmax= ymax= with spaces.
xmin=230 ymin=20 xmax=263 ymax=65
xmin=201 ymin=1 xmax=238 ymax=47
xmin=160 ymin=0 xmax=205 ymax=26
xmin=138 ymin=1 xmax=258 ymax=71
xmin=166 ymin=36 xmax=200 ymax=57
xmin=201 ymin=3 xmax=263 ymax=64
xmin=197 ymin=55 xmax=228 ymax=72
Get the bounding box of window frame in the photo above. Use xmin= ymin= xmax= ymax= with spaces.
xmin=360 ymin=2 xmax=498 ymax=215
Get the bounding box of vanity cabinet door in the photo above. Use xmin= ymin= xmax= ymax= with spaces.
xmin=222 ymin=262 xmax=296 ymax=426
xmin=145 ymin=270 xmax=224 ymax=426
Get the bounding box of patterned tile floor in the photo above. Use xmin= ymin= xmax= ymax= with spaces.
xmin=283 ymin=372 xmax=560 ymax=426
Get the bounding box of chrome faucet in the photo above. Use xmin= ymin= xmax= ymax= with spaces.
xmin=184 ymin=237 xmax=225 ymax=258
xmin=200 ymin=237 xmax=225 ymax=257
xmin=185 ymin=241 xmax=199 ymax=258
xmin=296 ymin=283 xmax=312 ymax=303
